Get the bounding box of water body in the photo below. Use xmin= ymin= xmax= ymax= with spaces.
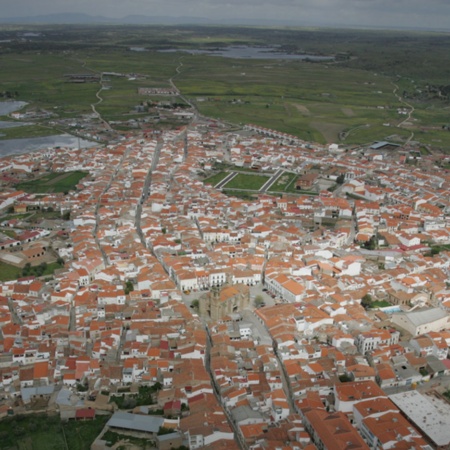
xmin=0 ymin=101 xmax=28 ymax=116
xmin=160 ymin=45 xmax=334 ymax=61
xmin=0 ymin=121 xmax=33 ymax=129
xmin=130 ymin=47 xmax=148 ymax=52
xmin=0 ymin=134 xmax=98 ymax=157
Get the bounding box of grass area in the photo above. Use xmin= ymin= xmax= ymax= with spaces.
xmin=371 ymin=300 xmax=392 ymax=308
xmin=102 ymin=430 xmax=154 ymax=449
xmin=0 ymin=26 xmax=449 ymax=148
xmin=0 ymin=261 xmax=22 ymax=281
xmin=0 ymin=229 xmax=17 ymax=238
xmin=110 ymin=384 xmax=162 ymax=410
xmin=267 ymin=172 xmax=297 ymax=192
xmin=16 ymin=171 xmax=88 ymax=193
xmin=222 ymin=189 xmax=260 ymax=200
xmin=22 ymin=262 xmax=62 ymax=278
xmin=223 ymin=173 xmax=270 ymax=190
xmin=430 ymin=244 xmax=450 ymax=254
xmin=203 ymin=171 xmax=229 ymax=185
xmin=0 ymin=124 xmax=60 ymax=140
xmin=0 ymin=413 xmax=110 ymax=450
xmin=0 ymin=261 xmax=62 ymax=282
xmin=0 ymin=213 xmax=32 ymax=221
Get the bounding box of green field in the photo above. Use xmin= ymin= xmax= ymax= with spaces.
xmin=203 ymin=171 xmax=229 ymax=185
xmin=16 ymin=171 xmax=88 ymax=193
xmin=0 ymin=413 xmax=110 ymax=450
xmin=0 ymin=261 xmax=22 ymax=281
xmin=268 ymin=172 xmax=298 ymax=192
xmin=223 ymin=173 xmax=270 ymax=190
xmin=0 ymin=261 xmax=62 ymax=282
xmin=0 ymin=124 xmax=60 ymax=140
xmin=222 ymin=189 xmax=260 ymax=200
xmin=0 ymin=25 xmax=449 ymax=149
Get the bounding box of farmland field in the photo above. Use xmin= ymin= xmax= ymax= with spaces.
xmin=0 ymin=25 xmax=449 ymax=149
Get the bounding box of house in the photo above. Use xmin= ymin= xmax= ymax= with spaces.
xmin=296 ymin=173 xmax=318 ymax=190
xmin=334 ymin=381 xmax=386 ymax=413
xmin=391 ymin=308 xmax=450 ymax=336
xmin=303 ymin=409 xmax=370 ymax=450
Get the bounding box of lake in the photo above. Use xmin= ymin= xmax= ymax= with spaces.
xmin=0 ymin=121 xmax=33 ymax=129
xmin=0 ymin=134 xmax=98 ymax=157
xmin=0 ymin=101 xmax=28 ymax=116
xmin=159 ymin=46 xmax=334 ymax=61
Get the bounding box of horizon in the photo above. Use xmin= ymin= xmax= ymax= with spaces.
xmin=0 ymin=13 xmax=448 ymax=34
xmin=0 ymin=0 xmax=449 ymax=32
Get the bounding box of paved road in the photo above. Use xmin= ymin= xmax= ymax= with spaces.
xmin=135 ymin=140 xmax=163 ymax=247
xmin=240 ymin=309 xmax=272 ymax=346
xmin=215 ymin=171 xmax=238 ymax=189
xmin=240 ymin=308 xmax=297 ymax=414
xmin=384 ymin=374 xmax=450 ymax=396
xmin=259 ymin=168 xmax=285 ymax=193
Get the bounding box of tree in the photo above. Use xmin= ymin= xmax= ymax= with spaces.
xmin=339 ymin=374 xmax=352 ymax=383
xmin=191 ymin=299 xmax=199 ymax=311
xmin=336 ymin=174 xmax=345 ymax=184
xmin=254 ymin=295 xmax=265 ymax=308
xmin=22 ymin=263 xmax=32 ymax=276
xmin=124 ymin=280 xmax=134 ymax=295
xmin=361 ymin=294 xmax=373 ymax=309
xmin=364 ymin=236 xmax=377 ymax=250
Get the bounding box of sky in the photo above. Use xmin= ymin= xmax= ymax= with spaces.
xmin=1 ymin=0 xmax=449 ymax=30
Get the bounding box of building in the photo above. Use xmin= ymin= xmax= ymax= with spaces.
xmin=106 ymin=411 xmax=164 ymax=435
xmin=391 ymin=308 xmax=450 ymax=336
xmin=303 ymin=409 xmax=370 ymax=450
xmin=356 ymin=329 xmax=400 ymax=354
xmin=390 ymin=391 xmax=450 ymax=450
xmin=199 ymin=284 xmax=250 ymax=321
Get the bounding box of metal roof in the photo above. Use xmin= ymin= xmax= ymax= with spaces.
xmin=107 ymin=411 xmax=164 ymax=433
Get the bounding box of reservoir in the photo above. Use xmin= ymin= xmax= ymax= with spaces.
xmin=160 ymin=46 xmax=334 ymax=61
xmin=0 ymin=121 xmax=33 ymax=129
xmin=0 ymin=134 xmax=98 ymax=157
xmin=0 ymin=101 xmax=28 ymax=116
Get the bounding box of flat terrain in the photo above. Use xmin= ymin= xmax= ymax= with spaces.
xmin=0 ymin=25 xmax=449 ymax=149
xmin=223 ymin=173 xmax=270 ymax=190
xmin=0 ymin=414 xmax=109 ymax=450
xmin=16 ymin=171 xmax=88 ymax=193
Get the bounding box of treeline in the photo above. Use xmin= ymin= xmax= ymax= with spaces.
xmin=0 ymin=90 xmax=19 ymax=98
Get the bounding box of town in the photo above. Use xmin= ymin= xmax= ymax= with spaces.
xmin=0 ymin=120 xmax=449 ymax=450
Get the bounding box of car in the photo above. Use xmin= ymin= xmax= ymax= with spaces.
xmin=262 ymin=288 xmax=268 ymax=292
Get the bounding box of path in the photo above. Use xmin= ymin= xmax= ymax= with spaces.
xmin=214 ymin=172 xmax=238 ymax=189
xmin=392 ymin=82 xmax=415 ymax=145
xmin=340 ymin=123 xmax=370 ymax=141
xmin=259 ymin=168 xmax=285 ymax=193
xmin=91 ymin=73 xmax=113 ymax=131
